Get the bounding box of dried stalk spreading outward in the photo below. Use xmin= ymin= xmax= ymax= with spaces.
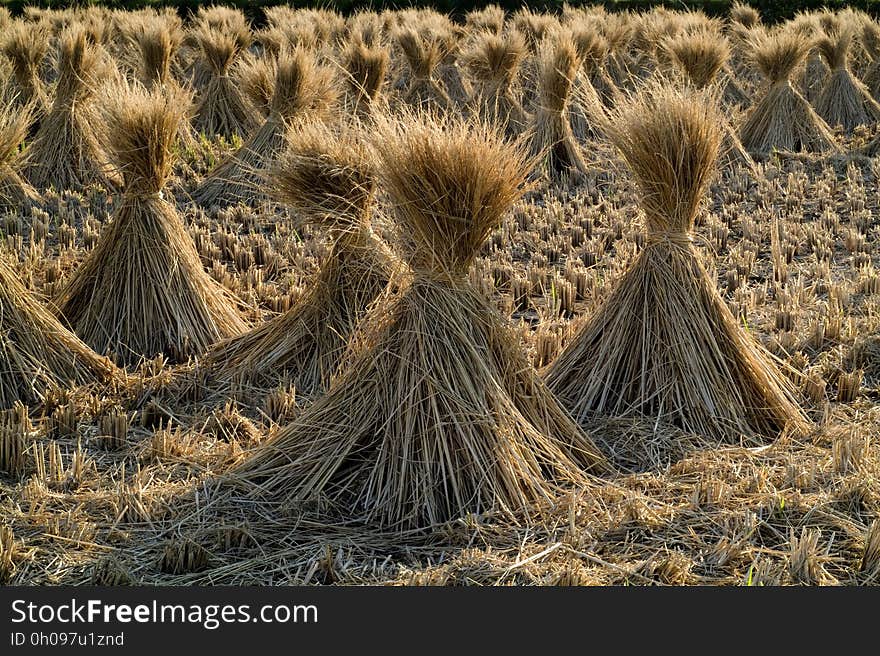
xmin=730 ymin=2 xmax=761 ymax=29
xmin=193 ymin=48 xmax=338 ymax=209
xmin=21 ymin=27 xmax=120 ymax=192
xmin=222 ymin=113 xmax=608 ymax=529
xmin=0 ymin=254 xmax=119 ymax=410
xmin=394 ymin=28 xmax=453 ymax=113
xmin=664 ymin=32 xmax=755 ymax=170
xmin=54 ymin=84 xmax=247 ymax=367
xmin=739 ymin=29 xmax=837 ymax=155
xmin=341 ymin=39 xmax=389 ymax=120
xmin=0 ymin=96 xmax=40 ymax=210
xmin=1 ymin=21 xmax=50 ymax=124
xmin=462 ymin=30 xmax=529 ymax=138
xmin=190 ymin=25 xmax=260 ymax=140
xmin=546 ymin=82 xmax=810 ymax=447
xmin=528 ymin=33 xmax=590 ymax=181
xmin=198 ymin=121 xmax=397 ymax=400
xmin=814 ymin=25 xmax=880 ymax=134
xmin=465 ymin=5 xmax=506 ymax=35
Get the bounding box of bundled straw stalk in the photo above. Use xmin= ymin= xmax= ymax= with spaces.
xmin=739 ymin=29 xmax=837 ymax=155
xmin=54 ymin=84 xmax=247 ymax=366
xmin=813 ymin=26 xmax=880 ymax=133
xmin=546 ymin=82 xmax=810 ymax=446
xmin=193 ymin=48 xmax=338 ymax=209
xmin=1 ymin=22 xmax=50 ymax=124
xmin=190 ymin=25 xmax=260 ymax=140
xmin=0 ymin=254 xmax=119 ymax=409
xmin=197 ymin=121 xmax=398 ymax=400
xmin=861 ymin=21 xmax=880 ymax=101
xmin=571 ymin=27 xmax=619 ymax=109
xmin=340 ymin=39 xmax=389 ymax=120
xmin=0 ymin=98 xmax=40 ymax=210
xmin=462 ymin=30 xmax=529 ymax=138
xmin=528 ymin=34 xmax=589 ymax=180
xmin=394 ymin=28 xmax=452 ymax=113
xmin=220 ymin=113 xmax=607 ymax=529
xmin=21 ymin=28 xmax=120 ymax=192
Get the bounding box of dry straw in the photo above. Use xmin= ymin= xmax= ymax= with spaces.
xmin=0 ymin=96 xmax=40 ymax=210
xmin=813 ymin=25 xmax=880 ymax=133
xmin=465 ymin=5 xmax=506 ymax=35
xmin=190 ymin=24 xmax=260 ymax=140
xmin=462 ymin=30 xmax=529 ymax=138
xmin=220 ymin=112 xmax=607 ymax=529
xmin=193 ymin=48 xmax=338 ymax=209
xmin=570 ymin=26 xmax=619 ymax=109
xmin=739 ymin=28 xmax=837 ymax=154
xmin=21 ymin=27 xmax=120 ymax=192
xmin=546 ymin=82 xmax=810 ymax=447
xmin=197 ymin=121 xmax=397 ymax=400
xmin=528 ymin=32 xmax=589 ymax=180
xmin=0 ymin=253 xmax=119 ymax=409
xmin=54 ymin=83 xmax=247 ymax=366
xmin=394 ymin=27 xmax=453 ymax=113
xmin=862 ymin=20 xmax=880 ymax=100
xmin=1 ymin=21 xmax=50 ymax=124
xmin=340 ymin=38 xmax=389 ymax=120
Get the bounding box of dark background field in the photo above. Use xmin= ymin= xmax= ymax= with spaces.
xmin=2 ymin=0 xmax=880 ymax=26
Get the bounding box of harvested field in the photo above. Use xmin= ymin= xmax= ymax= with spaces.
xmin=0 ymin=3 xmax=879 ymax=587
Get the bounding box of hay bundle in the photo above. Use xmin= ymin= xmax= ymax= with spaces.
xmin=394 ymin=28 xmax=452 ymax=112
xmin=134 ymin=20 xmax=183 ymax=89
xmin=571 ymin=27 xmax=619 ymax=108
xmin=54 ymin=84 xmax=247 ymax=366
xmin=193 ymin=48 xmax=338 ymax=209
xmin=1 ymin=22 xmax=50 ymax=123
xmin=546 ymin=83 xmax=809 ymax=445
xmin=664 ymin=32 xmax=754 ymax=169
xmin=198 ymin=121 xmax=397 ymax=399
xmin=222 ymin=113 xmax=606 ymax=528
xmin=528 ymin=34 xmax=589 ymax=180
xmin=0 ymin=97 xmax=40 ymax=210
xmin=813 ymin=25 xmax=880 ymax=133
xmin=730 ymin=2 xmax=761 ymax=29
xmin=861 ymin=21 xmax=880 ymax=100
xmin=341 ymin=39 xmax=389 ymax=120
xmin=0 ymin=253 xmax=118 ymax=410
xmin=190 ymin=25 xmax=260 ymax=140
xmin=465 ymin=5 xmax=506 ymax=35
xmin=21 ymin=27 xmax=119 ymax=192
xmin=739 ymin=29 xmax=837 ymax=155
xmin=462 ymin=30 xmax=529 ymax=138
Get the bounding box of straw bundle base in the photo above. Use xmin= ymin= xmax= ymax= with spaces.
xmin=814 ymin=68 xmax=880 ymax=134
xmin=529 ymin=109 xmax=589 ymax=180
xmin=192 ymin=75 xmax=260 ymax=141
xmin=54 ymin=194 xmax=247 ymax=367
xmin=221 ymin=278 xmax=606 ymax=529
xmin=740 ymin=81 xmax=837 ymax=155
xmin=546 ymin=241 xmax=809 ymax=444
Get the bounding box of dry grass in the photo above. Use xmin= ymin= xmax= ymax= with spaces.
xmin=462 ymin=30 xmax=528 ymax=138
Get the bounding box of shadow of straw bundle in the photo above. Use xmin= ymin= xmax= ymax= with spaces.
xmin=190 ymin=24 xmax=260 ymax=141
xmin=527 ymin=31 xmax=589 ymax=181
xmin=220 ymin=112 xmax=607 ymax=529
xmin=193 ymin=48 xmax=338 ymax=210
xmin=0 ymin=253 xmax=119 ymax=410
xmin=739 ymin=28 xmax=837 ymax=154
xmin=813 ymin=24 xmax=880 ymax=134
xmin=196 ymin=120 xmax=398 ymax=401
xmin=21 ymin=26 xmax=120 ymax=192
xmin=54 ymin=83 xmax=247 ymax=367
xmin=462 ymin=30 xmax=530 ymax=139
xmin=546 ymin=81 xmax=810 ymax=448
xmin=0 ymin=96 xmax=40 ymax=211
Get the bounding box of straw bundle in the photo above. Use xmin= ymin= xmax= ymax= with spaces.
xmin=571 ymin=27 xmax=619 ymax=108
xmin=341 ymin=39 xmax=389 ymax=120
xmin=134 ymin=20 xmax=183 ymax=89
xmin=861 ymin=21 xmax=880 ymax=100
xmin=465 ymin=5 xmax=506 ymax=35
xmin=54 ymin=84 xmax=247 ymax=366
xmin=0 ymin=253 xmax=118 ymax=410
xmin=546 ymin=83 xmax=809 ymax=444
xmin=222 ymin=113 xmax=607 ymax=529
xmin=0 ymin=97 xmax=40 ymax=210
xmin=664 ymin=32 xmax=754 ymax=169
xmin=198 ymin=121 xmax=397 ymax=399
xmin=730 ymin=2 xmax=761 ymax=29
xmin=528 ymin=34 xmax=589 ymax=180
xmin=739 ymin=29 xmax=837 ymax=154
xmin=394 ymin=28 xmax=452 ymax=113
xmin=462 ymin=30 xmax=529 ymax=138
xmin=21 ymin=27 xmax=119 ymax=192
xmin=190 ymin=25 xmax=260 ymax=140
xmin=813 ymin=26 xmax=880 ymax=133
xmin=1 ymin=22 xmax=50 ymax=123
xmin=193 ymin=48 xmax=338 ymax=209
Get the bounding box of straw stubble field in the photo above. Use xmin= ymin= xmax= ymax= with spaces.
xmin=0 ymin=3 xmax=879 ymax=586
